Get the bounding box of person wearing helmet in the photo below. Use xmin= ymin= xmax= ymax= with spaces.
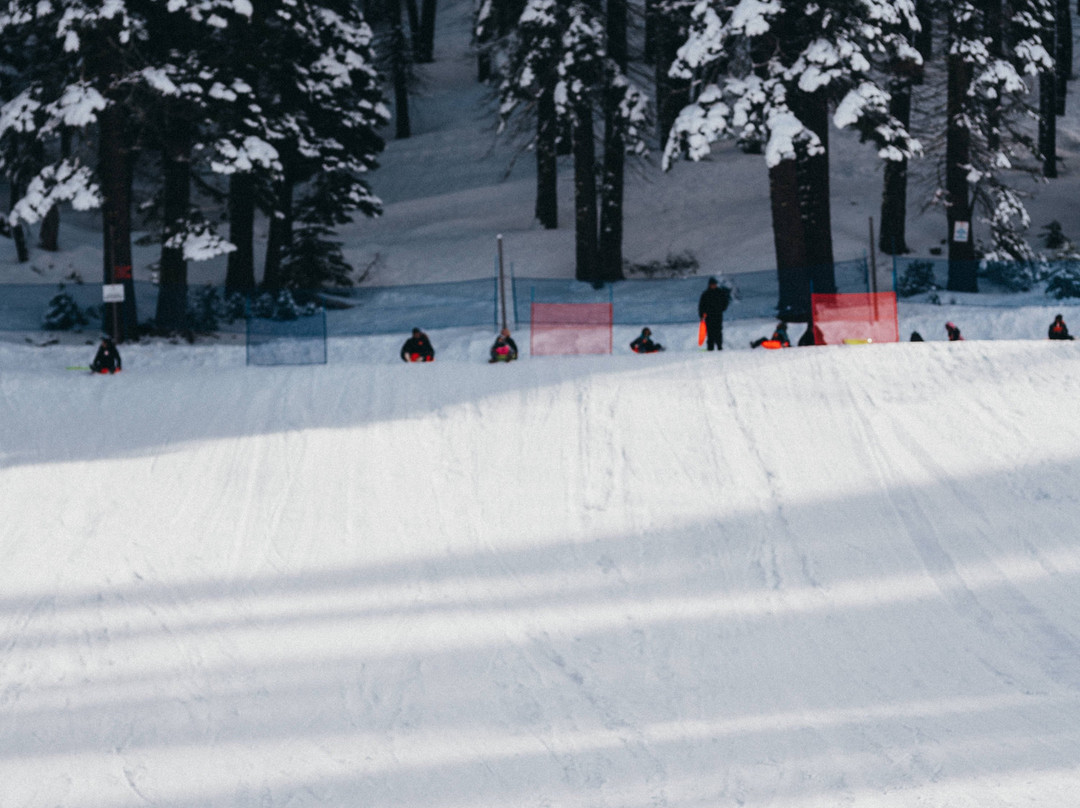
xmin=630 ymin=327 xmax=664 ymax=353
xmin=90 ymin=336 xmax=122 ymax=374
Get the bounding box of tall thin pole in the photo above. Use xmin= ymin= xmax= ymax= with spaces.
xmin=869 ymin=216 xmax=880 ymax=326
xmin=497 ymin=234 xmax=508 ymax=330
xmin=868 ymin=216 xmax=878 ymax=295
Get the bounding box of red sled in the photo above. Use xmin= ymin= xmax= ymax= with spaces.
xmin=760 ymin=340 xmax=783 ymax=350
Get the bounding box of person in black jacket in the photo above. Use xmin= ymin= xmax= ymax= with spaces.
xmin=698 ymin=276 xmax=731 ymax=350
xmin=750 ymin=321 xmax=790 ymax=349
xmin=400 ymin=328 xmax=435 ymax=362
xmin=90 ymin=336 xmax=122 ymax=374
xmin=1048 ymin=314 xmax=1074 ymax=340
xmin=489 ymin=328 xmax=519 ymax=362
xmin=945 ymin=321 xmax=963 ymax=341
xmin=630 ymin=327 xmax=664 ymax=353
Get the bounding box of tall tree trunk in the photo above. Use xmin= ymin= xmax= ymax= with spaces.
xmin=914 ymin=0 xmax=933 ymax=67
xmin=9 ymin=178 xmax=28 ymax=263
xmin=99 ymin=102 xmax=137 ymax=340
xmin=405 ymin=0 xmax=420 ymax=56
xmin=946 ymin=15 xmax=977 ymax=292
xmin=1040 ymin=69 xmax=1059 ymax=177
xmin=1041 ymin=5 xmax=1060 ymax=177
xmin=880 ymin=71 xmax=913 ymax=255
xmin=1057 ymin=0 xmax=1072 ymax=115
xmin=769 ymin=158 xmax=810 ymax=321
xmin=598 ymin=0 xmax=628 ymax=282
xmin=655 ymin=12 xmax=690 ymax=149
xmin=986 ymin=0 xmax=1004 ymax=152
xmin=535 ymin=76 xmax=558 ymax=229
xmin=417 ymin=0 xmax=437 ymax=63
xmin=389 ymin=0 xmax=411 ymax=138
xmin=599 ymin=90 xmax=625 ymax=282
xmin=573 ymin=102 xmax=598 ymax=282
xmin=226 ymin=173 xmax=257 ymax=295
xmin=263 ymin=173 xmax=295 ymax=290
xmin=796 ymin=90 xmax=835 ymax=294
xmin=90 ymin=25 xmax=137 ymax=340
xmin=37 ymin=135 xmax=63 ymax=251
xmin=155 ymin=110 xmax=192 ymax=332
xmin=606 ymin=0 xmax=627 ymax=68
xmin=644 ymin=0 xmax=657 ymax=65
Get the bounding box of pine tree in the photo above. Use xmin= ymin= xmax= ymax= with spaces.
xmin=664 ymin=0 xmax=922 ymax=320
xmin=209 ymin=0 xmax=387 ymax=292
xmin=929 ymin=0 xmax=1054 ymax=290
xmin=499 ymin=0 xmax=646 ymax=282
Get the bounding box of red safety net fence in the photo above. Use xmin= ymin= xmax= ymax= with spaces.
xmin=810 ymin=293 xmax=899 ymax=345
xmin=530 ymin=302 xmax=613 ymax=356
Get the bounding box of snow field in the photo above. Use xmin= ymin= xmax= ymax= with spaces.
xmin=3 ymin=337 xmax=1080 ymax=806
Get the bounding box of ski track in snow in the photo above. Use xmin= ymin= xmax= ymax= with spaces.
xmin=3 ymin=341 xmax=1080 ymax=806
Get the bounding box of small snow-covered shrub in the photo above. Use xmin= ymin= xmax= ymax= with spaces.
xmin=896 ymin=260 xmax=938 ymax=297
xmin=250 ymin=289 xmax=319 ymax=321
xmin=187 ymin=285 xmax=221 ymax=332
xmin=41 ymin=285 xmax=89 ymax=330
xmin=1046 ymin=262 xmax=1080 ymax=299
xmin=980 ymin=260 xmax=1040 ymax=292
xmin=624 ymin=251 xmax=700 ymax=278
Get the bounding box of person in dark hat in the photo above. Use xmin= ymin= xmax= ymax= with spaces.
xmin=697 ymin=276 xmax=731 ymax=350
xmin=1048 ymin=313 xmax=1074 ymax=340
xmin=400 ymin=327 xmax=435 ymax=362
xmin=630 ymin=327 xmax=664 ymax=353
xmin=90 ymin=336 xmax=122 ymax=374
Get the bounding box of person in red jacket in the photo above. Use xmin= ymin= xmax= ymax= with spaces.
xmin=489 ymin=328 xmax=519 ymax=362
xmin=1048 ymin=314 xmax=1074 ymax=340
xmin=90 ymin=336 xmax=122 ymax=373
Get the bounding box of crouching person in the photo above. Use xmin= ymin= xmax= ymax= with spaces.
xmin=90 ymin=336 xmax=122 ymax=374
xmin=489 ymin=328 xmax=519 ymax=363
xmin=630 ymin=327 xmax=664 ymax=353
xmin=401 ymin=328 xmax=435 ymax=362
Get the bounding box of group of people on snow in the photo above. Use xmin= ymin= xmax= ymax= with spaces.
xmin=87 ymin=279 xmax=1077 ymax=372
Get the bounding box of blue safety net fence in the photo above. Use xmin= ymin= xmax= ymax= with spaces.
xmin=28 ymin=255 xmax=1068 ymax=340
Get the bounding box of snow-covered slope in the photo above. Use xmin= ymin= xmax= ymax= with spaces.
xmin=4 ymin=338 xmax=1080 ymax=807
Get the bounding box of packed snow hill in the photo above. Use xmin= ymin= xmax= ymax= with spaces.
xmin=6 ymin=0 xmax=1080 ymax=806
xmin=4 ymin=335 xmax=1080 ymax=808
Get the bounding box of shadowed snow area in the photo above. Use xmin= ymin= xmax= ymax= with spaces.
xmin=3 ymin=338 xmax=1080 ymax=807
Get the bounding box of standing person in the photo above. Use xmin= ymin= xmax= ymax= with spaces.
xmin=697 ymin=276 xmax=731 ymax=351
xmin=90 ymin=336 xmax=122 ymax=374
xmin=400 ymin=327 xmax=435 ymax=362
xmin=630 ymin=327 xmax=664 ymax=353
xmin=945 ymin=321 xmax=963 ymax=341
xmin=1048 ymin=313 xmax=1075 ymax=340
xmin=489 ymin=328 xmax=519 ymax=362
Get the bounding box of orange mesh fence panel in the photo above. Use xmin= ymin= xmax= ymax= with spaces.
xmin=530 ymin=302 xmax=613 ymax=356
xmin=811 ymin=293 xmax=899 ymax=346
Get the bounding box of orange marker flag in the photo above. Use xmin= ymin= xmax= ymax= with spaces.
xmin=697 ymin=318 xmax=707 ymax=346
